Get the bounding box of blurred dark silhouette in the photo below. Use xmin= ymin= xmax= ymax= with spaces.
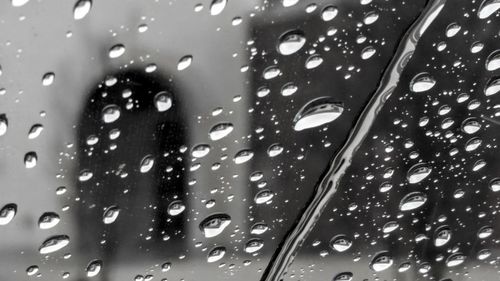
xmin=75 ymin=69 xmax=187 ymax=280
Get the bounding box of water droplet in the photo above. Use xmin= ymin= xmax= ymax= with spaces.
xmin=11 ymin=0 xmax=29 ymax=7
xmin=28 ymin=124 xmax=43 ymax=139
xmin=485 ymin=77 xmax=500 ymax=96
xmin=86 ymin=259 xmax=102 ymax=277
xmin=244 ymin=238 xmax=264 ymax=253
xmin=399 ymin=192 xmax=427 ymax=211
xmin=234 ymin=149 xmax=254 ymax=164
xmin=161 ymin=262 xmax=172 ymax=272
xmin=24 ymin=151 xmax=38 ymax=168
xmin=108 ymin=44 xmax=125 ymax=58
xmin=167 ymin=200 xmax=185 ymax=216
xmin=26 ymin=265 xmax=39 ymax=276
xmin=263 ymin=66 xmax=281 ymax=80
xmin=209 ymin=123 xmax=234 ymax=141
xmin=363 ymin=11 xmax=379 ymax=25
xmin=199 ymin=213 xmax=231 ymax=238
xmin=38 ymin=212 xmax=60 ymax=229
xmin=477 ymin=226 xmax=493 ymax=239
xmin=446 ymin=253 xmax=465 ymax=267
xmin=254 ymin=189 xmax=274 ymax=204
xmin=333 ymin=272 xmax=353 ymax=281
xmin=329 ymin=235 xmax=352 ymax=252
xmin=282 ymin=0 xmax=299 ymax=7
xmin=445 ymin=23 xmax=461 ymax=37
xmin=434 ymin=226 xmax=451 ymax=247
xmin=250 ymin=223 xmax=269 ymax=235
xmin=42 ymin=72 xmax=55 ymax=86
xmin=489 ymin=178 xmax=500 ymax=192
xmin=418 ymin=262 xmax=431 ymax=274
xmin=210 ymin=0 xmax=227 ymax=16
xmin=410 ymin=72 xmax=436 ymax=92
xmin=192 ymin=144 xmax=211 ymax=158
xmin=398 ymin=262 xmax=411 ymax=272
xmin=277 ymin=30 xmax=306 ymax=56
xmin=305 ymin=54 xmax=323 ymax=69
xmin=471 ymin=41 xmax=484 ymax=53
xmin=139 ymin=155 xmax=155 ymax=173
xmin=486 ymin=50 xmax=500 ymax=71
xmin=79 ymin=169 xmax=93 ymax=182
xmin=207 ymin=246 xmax=226 ymax=263
xmin=0 ymin=114 xmax=8 ymax=136
xmin=406 ymin=163 xmax=432 ymax=184
xmin=361 ymin=46 xmax=376 ymax=60
xmin=477 ymin=249 xmax=492 ymax=260
xmin=154 ymin=91 xmax=172 ymax=112
xmin=370 ymin=252 xmax=393 ymax=272
xmin=478 ymin=0 xmax=500 ymax=19
xmin=39 ymin=235 xmax=70 ymax=254
xmin=267 ymin=143 xmax=283 ymax=157
xmin=281 ymin=83 xmax=298 ymax=96
xmin=461 ymin=118 xmax=481 ymax=134
xmin=101 ymin=104 xmax=121 ymax=123
xmin=382 ymin=221 xmax=399 ymax=233
xmin=103 ymin=205 xmax=120 ymax=224
xmin=321 ymin=6 xmax=338 ymax=21
xmin=74 ymin=0 xmax=92 ymax=20
xmin=177 ymin=55 xmax=193 ymax=71
xmin=0 ymin=203 xmax=17 ymax=225
xmin=293 ymin=97 xmax=343 ymax=131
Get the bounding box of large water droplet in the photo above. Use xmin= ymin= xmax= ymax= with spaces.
xmin=102 ymin=104 xmax=121 ymax=123
xmin=282 ymin=0 xmax=299 ymax=7
xmin=333 ymin=272 xmax=353 ymax=281
xmin=370 ymin=252 xmax=393 ymax=272
xmin=26 ymin=265 xmax=39 ymax=276
xmin=461 ymin=118 xmax=481 ymax=134
xmin=434 ymin=226 xmax=451 ymax=247
xmin=86 ymin=259 xmax=102 ymax=277
xmin=42 ymin=72 xmax=55 ymax=86
xmin=478 ymin=226 xmax=493 ymax=239
xmin=192 ymin=144 xmax=211 ymax=158
xmin=108 ymin=44 xmax=125 ymax=58
xmin=267 ymin=143 xmax=283 ymax=157
xmin=361 ymin=46 xmax=376 ymax=60
xmin=177 ymin=55 xmax=193 ymax=71
xmin=0 ymin=203 xmax=17 ymax=225
xmin=446 ymin=253 xmax=465 ymax=267
xmin=410 ymin=72 xmax=436 ymax=92
xmin=79 ymin=169 xmax=93 ymax=182
xmin=329 ymin=235 xmax=352 ymax=252
xmin=210 ymin=0 xmax=227 ymax=15
xmin=167 ymin=200 xmax=185 ymax=216
xmin=321 ymin=5 xmax=338 ymax=21
xmin=39 ymin=235 xmax=70 ymax=254
xmin=139 ymin=155 xmax=155 ymax=173
xmin=28 ymin=124 xmax=44 ymax=139
xmin=103 ymin=205 xmax=120 ymax=224
xmin=305 ymin=54 xmax=323 ymax=69
xmin=250 ymin=223 xmax=269 ymax=235
xmin=24 ymin=151 xmax=38 ymax=168
xmin=363 ymin=11 xmax=379 ymax=25
xmin=293 ymin=97 xmax=343 ymax=131
xmin=478 ymin=0 xmax=500 ymax=19
xmin=406 ymin=163 xmax=432 ymax=184
xmin=486 ymin=50 xmax=500 ymax=71
xmin=207 ymin=246 xmax=226 ymax=263
xmin=199 ymin=213 xmax=231 ymax=238
xmin=244 ymin=238 xmax=264 ymax=253
xmin=11 ymin=0 xmax=30 ymax=7
xmin=263 ymin=66 xmax=281 ymax=80
xmin=234 ymin=149 xmax=254 ymax=164
xmin=154 ymin=91 xmax=172 ymax=112
xmin=490 ymin=178 xmax=500 ymax=192
xmin=209 ymin=123 xmax=234 ymax=141
xmin=399 ymin=192 xmax=427 ymax=211
xmin=485 ymin=77 xmax=500 ymax=96
xmin=38 ymin=212 xmax=60 ymax=229
xmin=382 ymin=221 xmax=399 ymax=233
xmin=74 ymin=0 xmax=92 ymax=20
xmin=277 ymin=30 xmax=306 ymax=56
xmin=254 ymin=189 xmax=274 ymax=204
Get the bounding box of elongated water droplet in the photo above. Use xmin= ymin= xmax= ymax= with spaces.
xmin=244 ymin=238 xmax=264 ymax=253
xmin=363 ymin=11 xmax=379 ymax=25
xmin=293 ymin=97 xmax=343 ymax=131
xmin=28 ymin=124 xmax=43 ymax=139
xmin=329 ymin=235 xmax=352 ymax=252
xmin=370 ymin=252 xmax=393 ymax=272
xmin=39 ymin=235 xmax=70 ymax=254
xmin=382 ymin=221 xmax=399 ymax=233
xmin=177 ymin=55 xmax=193 ymax=71
xmin=478 ymin=0 xmax=500 ymax=19
xmin=399 ymin=192 xmax=427 ymax=211
xmin=277 ymin=30 xmax=306 ymax=56
xmin=207 ymin=246 xmax=226 ymax=263
xmin=234 ymin=149 xmax=254 ymax=164
xmin=282 ymin=0 xmax=299 ymax=7
xmin=26 ymin=265 xmax=39 ymax=276
xmin=445 ymin=23 xmax=461 ymax=37
xmin=361 ymin=46 xmax=376 ymax=60
xmin=267 ymin=143 xmax=283 ymax=157
xmin=103 ymin=206 xmax=120 ymax=224
xmin=11 ymin=0 xmax=29 ymax=7
xmin=38 ymin=212 xmax=60 ymax=229
xmin=461 ymin=118 xmax=481 ymax=134
xmin=192 ymin=144 xmax=211 ymax=158
xmin=199 ymin=213 xmax=231 ymax=238
xmin=209 ymin=123 xmax=233 ymax=141
xmin=406 ymin=163 xmax=432 ymax=184
xmin=86 ymin=259 xmax=102 ymax=277
xmin=321 ymin=6 xmax=338 ymax=21
xmin=478 ymin=226 xmax=493 ymax=239
xmin=74 ymin=0 xmax=92 ymax=20
xmin=486 ymin=50 xmax=500 ymax=71
xmin=263 ymin=66 xmax=281 ymax=80
xmin=139 ymin=155 xmax=155 ymax=173
xmin=167 ymin=200 xmax=185 ymax=216
xmin=154 ymin=91 xmax=172 ymax=112
xmin=333 ymin=272 xmax=353 ymax=281
xmin=79 ymin=169 xmax=93 ymax=182
xmin=102 ymin=104 xmax=121 ymax=123
xmin=24 ymin=151 xmax=37 ymax=168
xmin=210 ymin=0 xmax=227 ymax=16
xmin=410 ymin=72 xmax=436 ymax=92
xmin=254 ymin=189 xmax=274 ymax=204
xmin=281 ymin=83 xmax=298 ymax=96
xmin=490 ymin=178 xmax=500 ymax=192
xmin=0 ymin=203 xmax=17 ymax=225
xmin=485 ymin=77 xmax=500 ymax=96
xmin=434 ymin=226 xmax=451 ymax=247
xmin=250 ymin=223 xmax=269 ymax=235
xmin=477 ymin=249 xmax=492 ymax=260
xmin=0 ymin=114 xmax=8 ymax=136
xmin=305 ymin=54 xmax=323 ymax=69
xmin=446 ymin=253 xmax=465 ymax=267
xmin=108 ymin=44 xmax=125 ymax=59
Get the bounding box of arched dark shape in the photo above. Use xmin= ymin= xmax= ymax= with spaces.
xmin=75 ymin=69 xmax=187 ymax=280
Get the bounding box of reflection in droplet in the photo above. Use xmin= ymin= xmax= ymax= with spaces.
xmin=278 ymin=30 xmax=306 ymax=56
xmin=139 ymin=155 xmax=155 ymax=173
xmin=154 ymin=91 xmax=172 ymax=112
xmin=410 ymin=72 xmax=436 ymax=92
xmin=74 ymin=0 xmax=92 ymax=20
xmin=167 ymin=200 xmax=185 ymax=216
xmin=207 ymin=246 xmax=226 ymax=263
xmin=86 ymin=259 xmax=102 ymax=277
xmin=329 ymin=235 xmax=352 ymax=252
xmin=407 ymin=163 xmax=432 ymax=184
xmin=0 ymin=203 xmax=17 ymax=225
xmin=39 ymin=235 xmax=70 ymax=254
xmin=486 ymin=50 xmax=500 ymax=71
xmin=177 ymin=55 xmax=193 ymax=71
xmin=399 ymin=192 xmax=427 ymax=211
xmin=199 ymin=213 xmax=231 ymax=238
xmin=370 ymin=252 xmax=393 ymax=272
xmin=108 ymin=44 xmax=126 ymax=58
xmin=38 ymin=212 xmax=60 ymax=229
xmin=293 ymin=97 xmax=343 ymax=131
xmin=24 ymin=151 xmax=38 ymax=168
xmin=103 ymin=206 xmax=120 ymax=224
xmin=478 ymin=0 xmax=500 ymax=19
xmin=209 ymin=123 xmax=234 ymax=141
xmin=210 ymin=0 xmax=227 ymax=16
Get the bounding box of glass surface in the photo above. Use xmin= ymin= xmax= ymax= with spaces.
xmin=0 ymin=0 xmax=499 ymax=280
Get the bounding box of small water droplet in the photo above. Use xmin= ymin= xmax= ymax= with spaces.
xmin=28 ymin=124 xmax=43 ymax=139
xmin=0 ymin=203 xmax=17 ymax=225
xmin=477 ymin=226 xmax=493 ymax=239
xmin=209 ymin=123 xmax=234 ymax=141
xmin=485 ymin=77 xmax=500 ymax=96
xmin=244 ymin=238 xmax=264 ymax=253
xmin=446 ymin=253 xmax=465 ymax=267
xmin=382 ymin=221 xmax=399 ymax=233
xmin=192 ymin=144 xmax=211 ymax=158
xmin=24 ymin=151 xmax=38 ymax=168
xmin=282 ymin=0 xmax=299 ymax=7
xmin=305 ymin=54 xmax=323 ymax=69
xmin=79 ymin=169 xmax=93 ymax=182
xmin=333 ymin=272 xmax=353 ymax=281
xmin=0 ymin=114 xmax=8 ymax=136
xmin=177 ymin=55 xmax=193 ymax=71
xmin=254 ymin=189 xmax=274 ymax=204
xmin=167 ymin=200 xmax=185 ymax=216
xmin=263 ymin=66 xmax=281 ymax=80
xmin=86 ymin=259 xmax=102 ymax=277
xmin=154 ymin=91 xmax=172 ymax=112
xmin=434 ymin=226 xmax=451 ymax=247
xmin=108 ymin=44 xmax=125 ymax=58
xmin=139 ymin=155 xmax=155 ymax=173
xmin=103 ymin=205 xmax=120 ymax=224
xmin=267 ymin=143 xmax=283 ymax=157
xmin=321 ymin=5 xmax=338 ymax=21
xmin=38 ymin=212 xmax=60 ymax=229
xmin=234 ymin=149 xmax=254 ymax=164
xmin=361 ymin=46 xmax=376 ymax=60
xmin=42 ymin=72 xmax=55 ymax=86
xmin=486 ymin=50 xmax=500 ymax=71
xmin=445 ymin=22 xmax=461 ymax=37
xmin=26 ymin=265 xmax=39 ymax=276
xmin=461 ymin=118 xmax=481 ymax=134
xmin=250 ymin=223 xmax=269 ymax=235
xmin=11 ymin=0 xmax=30 ymax=7
xmin=363 ymin=11 xmax=379 ymax=25
xmin=210 ymin=0 xmax=227 ymax=16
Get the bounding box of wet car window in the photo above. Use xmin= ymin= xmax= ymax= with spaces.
xmin=0 ymin=0 xmax=499 ymax=281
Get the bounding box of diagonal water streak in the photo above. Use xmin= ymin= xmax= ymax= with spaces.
xmin=260 ymin=0 xmax=447 ymax=280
